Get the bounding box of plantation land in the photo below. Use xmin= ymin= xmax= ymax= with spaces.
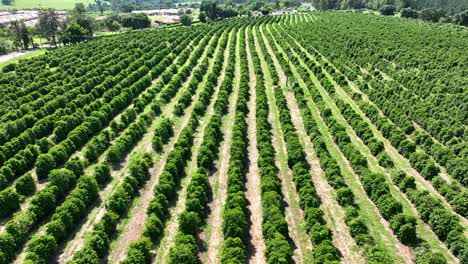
xmin=0 ymin=0 xmax=93 ymax=10
xmin=0 ymin=12 xmax=466 ymax=264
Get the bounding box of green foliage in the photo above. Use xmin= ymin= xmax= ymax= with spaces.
xmin=0 ymin=188 xmax=19 ymax=217
xmin=380 ymin=5 xmax=397 ymax=15
xmin=15 ymin=173 xmax=35 ymax=196
xmin=35 ymin=154 xmax=56 ymax=179
xmin=180 ymin=14 xmax=193 ymax=26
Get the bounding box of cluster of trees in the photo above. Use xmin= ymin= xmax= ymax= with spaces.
xmin=69 ymin=153 xmax=153 ymax=263
xmin=0 ymin=167 xmax=79 ymax=263
xmin=311 ymin=0 xmax=467 ymax=25
xmin=199 ymin=0 xmax=240 ymax=21
xmin=102 ymin=13 xmax=151 ymax=31
xmin=392 ymin=171 xmax=468 ymax=263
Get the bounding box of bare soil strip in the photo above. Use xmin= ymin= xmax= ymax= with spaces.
xmin=259 ymin=24 xmax=366 ymax=264
xmin=244 ymin=26 xmax=267 ymax=264
xmin=203 ymin=29 xmax=242 ymax=264
xmin=253 ymin=25 xmax=313 ymax=264
xmin=154 ymin=29 xmax=236 ymax=264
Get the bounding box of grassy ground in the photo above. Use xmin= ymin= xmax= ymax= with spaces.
xmin=0 ymin=0 xmax=93 ymax=10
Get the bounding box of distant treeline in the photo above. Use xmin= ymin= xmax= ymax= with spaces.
xmin=311 ymin=0 xmax=467 ymax=15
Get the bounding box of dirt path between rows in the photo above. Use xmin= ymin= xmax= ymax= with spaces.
xmin=259 ymin=24 xmax=366 ymax=264
xmin=203 ymin=29 xmax=242 ymax=264
xmin=244 ymin=27 xmax=267 ymax=264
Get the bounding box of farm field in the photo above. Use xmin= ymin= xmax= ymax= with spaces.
xmin=0 ymin=12 xmax=466 ymax=264
xmin=0 ymin=0 xmax=93 ymax=10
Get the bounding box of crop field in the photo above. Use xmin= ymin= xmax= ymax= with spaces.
xmin=0 ymin=0 xmax=93 ymax=10
xmin=0 ymin=12 xmax=466 ymax=264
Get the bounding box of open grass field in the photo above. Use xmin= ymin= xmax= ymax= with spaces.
xmin=0 ymin=0 xmax=93 ymax=10
xmin=0 ymin=12 xmax=466 ymax=264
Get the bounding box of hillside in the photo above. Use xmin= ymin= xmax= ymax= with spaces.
xmin=0 ymin=12 xmax=466 ymax=264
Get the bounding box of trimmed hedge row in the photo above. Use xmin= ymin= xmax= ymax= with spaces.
xmin=258 ymin=23 xmax=340 ymax=263
xmin=122 ymin=26 xmax=232 ymax=264
xmin=0 ymin=22 xmax=221 ymax=264
xmin=247 ymin=26 xmax=293 ymax=263
xmin=68 ymin=153 xmax=153 ymax=264
xmin=275 ymin=24 xmax=466 ymax=263
xmin=169 ymin=27 xmax=239 ymax=264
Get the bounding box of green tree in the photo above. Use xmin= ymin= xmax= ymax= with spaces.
xmin=0 ymin=188 xmax=19 ymax=217
xmin=35 ymin=154 xmax=56 ymax=179
xmin=200 ymin=0 xmax=219 ymax=20
xmin=180 ymin=14 xmax=193 ymax=26
xmin=15 ymin=173 xmax=35 ymax=196
xmin=61 ymin=23 xmax=88 ymax=44
xmin=380 ymin=5 xmax=397 ymax=15
xmin=401 ymin=7 xmax=418 ymax=18
xmin=36 ymin=9 xmax=60 ymax=46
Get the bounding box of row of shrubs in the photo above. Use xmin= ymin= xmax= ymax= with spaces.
xmin=0 ymin=46 xmax=154 ymax=170
xmin=83 ymin=26 xmax=219 ymax=165
xmin=247 ymin=26 xmax=293 ymax=263
xmin=283 ymin=17 xmax=467 ymax=190
xmin=68 ymin=154 xmax=153 ymax=263
xmin=0 ymin=23 xmax=217 ymax=264
xmin=260 ymin=23 xmax=341 ymax=263
xmin=392 ymin=171 xmax=468 ymax=263
xmin=0 ymin=26 xmax=200 ymax=206
xmin=169 ymin=29 xmax=238 ymax=264
xmin=0 ymin=59 xmax=143 ymax=189
xmin=335 ymin=98 xmax=467 ymax=218
xmin=121 ymin=26 xmax=231 ymax=264
xmin=281 ymin=28 xmax=468 ymax=262
xmin=270 ymin=25 xmax=450 ymax=263
xmin=70 ymin=26 xmax=227 ymax=264
xmin=293 ymin=82 xmax=395 ymax=263
xmin=294 ymin=44 xmax=449 ymax=263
